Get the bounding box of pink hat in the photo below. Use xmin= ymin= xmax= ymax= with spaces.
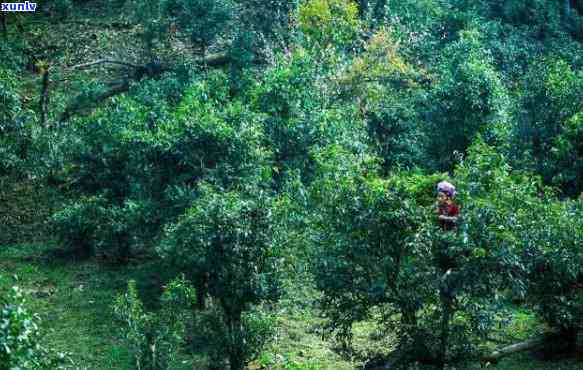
xmin=437 ymin=181 xmax=456 ymax=197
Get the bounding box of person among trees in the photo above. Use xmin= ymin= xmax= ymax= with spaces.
xmin=436 ymin=181 xmax=459 ymax=231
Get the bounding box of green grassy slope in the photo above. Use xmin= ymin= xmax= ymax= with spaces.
xmin=1 ymin=242 xmax=582 ymax=369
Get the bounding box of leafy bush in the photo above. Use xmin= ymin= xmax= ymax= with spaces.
xmin=158 ymin=185 xmax=281 ymax=370
xmin=51 ymin=0 xmax=73 ymax=19
xmin=114 ymin=278 xmax=194 ymax=370
xmin=426 ymin=29 xmax=509 ymax=171
xmin=234 ymin=0 xmax=299 ymax=49
xmin=309 ymin=149 xmax=424 ymax=344
xmin=50 ymin=196 xmax=107 ymax=258
xmin=492 ymin=0 xmax=562 ymax=34
xmin=0 ymin=68 xmax=20 ymax=133
xmin=520 ymin=198 xmax=583 ymax=353
xmin=0 ymin=281 xmax=71 ymax=370
xmin=338 ymin=28 xmax=418 ymax=102
xmin=190 ymin=305 xmax=276 ymax=370
xmin=364 ymin=99 xmax=425 ymax=173
xmin=53 ymin=73 xmax=270 ymax=260
xmin=552 ymin=112 xmax=583 ymax=197
xmin=451 ymin=138 xmax=583 ymax=354
xmin=51 ymin=195 xmax=156 ymax=260
xmin=129 ymin=0 xmax=170 ymax=58
xmin=511 ymin=57 xmax=583 ymax=190
xmin=298 ymin=0 xmax=361 ymax=48
xmin=167 ymin=0 xmax=233 ymax=58
xmin=252 ymin=50 xmax=365 ymax=186
xmin=0 ymin=67 xmax=30 ymax=176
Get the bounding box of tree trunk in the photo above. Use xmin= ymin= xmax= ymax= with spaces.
xmin=195 ymin=273 xmax=208 ymax=310
xmin=482 ymin=335 xmax=546 ymax=363
xmin=435 ymin=238 xmax=454 ymax=370
xmin=227 ymin=310 xmax=245 ymax=370
xmin=196 ymin=288 xmax=206 ymax=310
xmin=400 ymin=307 xmax=423 ymax=351
xmin=565 ymin=0 xmax=571 ymax=15
xmin=559 ymin=326 xmax=578 ymax=354
xmin=357 ymin=0 xmax=368 ymax=17
xmin=60 ymin=81 xmax=129 ymax=122
xmin=76 ymin=234 xmax=94 ymax=259
xmin=39 ymin=67 xmax=50 ymax=128
xmin=117 ymin=231 xmax=131 ymax=264
xmin=438 ymin=291 xmax=452 ymax=370
xmin=1 ymin=13 xmax=7 ymax=38
xmin=373 ymin=0 xmax=387 ymax=20
xmin=200 ymin=45 xmax=208 ymax=72
xmin=401 ymin=309 xmax=417 ymax=328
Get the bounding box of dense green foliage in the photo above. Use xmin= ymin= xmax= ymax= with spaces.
xmin=1 ymin=0 xmax=583 ymax=368
xmin=0 ymin=67 xmax=31 ymax=176
xmin=0 ymin=280 xmax=70 ymax=369
xmin=114 ymin=278 xmax=193 ymax=370
xmin=159 ymin=186 xmax=280 ymax=369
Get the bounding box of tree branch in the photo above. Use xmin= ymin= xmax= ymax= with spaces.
xmin=60 ymin=81 xmax=129 ymax=122
xmin=62 ymin=20 xmax=133 ymax=29
xmin=70 ymin=59 xmax=141 ymax=71
xmin=39 ymin=66 xmax=50 ymax=128
xmin=202 ymin=52 xmax=230 ymax=67
xmin=198 ymin=52 xmax=266 ymax=67
xmin=59 ymin=60 xmax=171 ymax=122
xmin=59 ymin=50 xmax=264 ymax=122
xmin=481 ymin=335 xmax=546 ymax=364
xmin=1 ymin=12 xmax=7 ymax=39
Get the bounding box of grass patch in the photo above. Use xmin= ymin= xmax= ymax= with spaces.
xmin=0 ymin=243 xmax=165 ymax=370
xmin=1 ymin=242 xmax=582 ymax=369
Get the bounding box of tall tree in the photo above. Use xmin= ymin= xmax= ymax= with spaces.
xmin=425 ymin=29 xmax=509 ymax=171
xmin=158 ymin=186 xmax=281 ymax=370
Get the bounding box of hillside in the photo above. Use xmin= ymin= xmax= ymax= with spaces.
xmin=1 ymin=1 xmax=583 ymax=369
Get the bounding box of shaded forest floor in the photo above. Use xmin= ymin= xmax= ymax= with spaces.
xmin=1 ymin=241 xmax=583 ymax=369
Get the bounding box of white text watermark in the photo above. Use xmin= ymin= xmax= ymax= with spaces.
xmin=1 ymin=2 xmax=37 ymax=12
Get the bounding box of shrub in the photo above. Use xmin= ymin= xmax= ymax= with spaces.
xmin=552 ymin=112 xmax=583 ymax=197
xmin=51 ymin=0 xmax=73 ymax=19
xmin=511 ymin=58 xmax=583 ymax=190
xmin=425 ymin=29 xmax=509 ymax=171
xmin=50 ymin=196 xmax=108 ymax=259
xmin=455 ymin=138 xmax=583 ymax=354
xmin=0 ymin=67 xmax=29 ymax=176
xmin=0 ymin=68 xmax=20 ymax=133
xmin=189 ymin=305 xmax=276 ymax=370
xmin=158 ymin=184 xmax=281 ymax=370
xmin=167 ymin=0 xmax=233 ymax=58
xmin=53 ymin=74 xmax=270 ymax=260
xmin=521 ymin=198 xmax=583 ymax=353
xmin=51 ymin=195 xmax=148 ymax=260
xmin=298 ymin=0 xmax=361 ymax=48
xmin=114 ymin=278 xmax=194 ymax=370
xmin=0 ymin=280 xmax=71 ymax=370
xmin=252 ymin=51 xmax=366 ymax=186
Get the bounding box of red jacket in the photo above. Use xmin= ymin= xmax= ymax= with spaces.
xmin=438 ymin=203 xmax=459 ymax=231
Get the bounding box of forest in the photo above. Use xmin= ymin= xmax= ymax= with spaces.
xmin=1 ymin=0 xmax=583 ymax=369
